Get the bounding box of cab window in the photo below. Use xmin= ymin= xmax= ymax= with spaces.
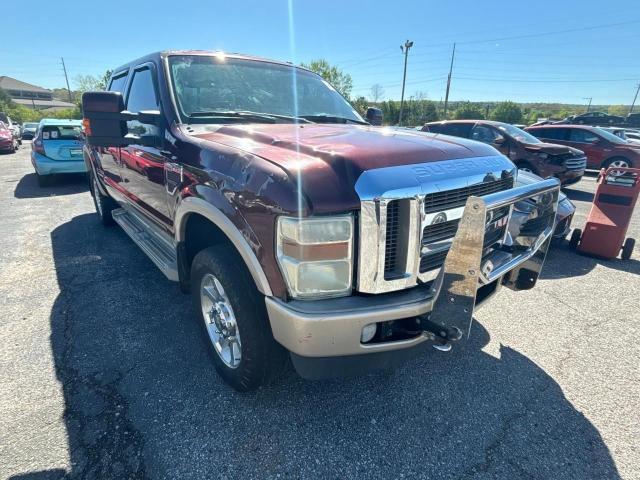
xmin=569 ymin=129 xmax=599 ymax=143
xmin=430 ymin=123 xmax=472 ymax=138
xmin=108 ymin=72 xmax=128 ymax=94
xmin=471 ymin=125 xmax=499 ymax=144
xmin=125 ymin=67 xmax=160 ymax=136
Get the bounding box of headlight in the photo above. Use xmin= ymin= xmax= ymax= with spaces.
xmin=276 ymin=215 xmax=353 ymax=299
xmin=536 ymin=152 xmax=548 ymax=160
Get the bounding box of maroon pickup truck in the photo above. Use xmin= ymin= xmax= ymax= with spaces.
xmin=82 ymin=50 xmax=560 ymax=391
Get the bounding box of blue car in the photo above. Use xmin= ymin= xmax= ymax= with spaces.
xmin=31 ymin=119 xmax=87 ymax=186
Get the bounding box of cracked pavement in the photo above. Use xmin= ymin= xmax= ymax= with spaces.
xmin=0 ymin=143 xmax=638 ymax=479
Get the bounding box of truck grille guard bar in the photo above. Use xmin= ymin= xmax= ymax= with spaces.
xmin=423 ymin=177 xmax=560 ymax=345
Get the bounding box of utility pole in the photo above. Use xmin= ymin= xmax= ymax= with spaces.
xmin=443 ymin=43 xmax=456 ymax=119
xmin=630 ymin=83 xmax=640 ymax=114
xmin=583 ymin=97 xmax=592 ymax=113
xmin=61 ymin=57 xmax=73 ymax=103
xmin=398 ymin=39 xmax=413 ymax=126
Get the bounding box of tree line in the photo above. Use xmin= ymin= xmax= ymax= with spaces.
xmin=3 ymin=58 xmax=630 ymax=126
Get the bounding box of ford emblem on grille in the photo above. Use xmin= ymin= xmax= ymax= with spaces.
xmin=431 ymin=212 xmax=447 ymax=224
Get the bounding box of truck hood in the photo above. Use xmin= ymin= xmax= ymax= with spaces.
xmin=188 ymin=123 xmax=503 ymax=213
xmin=522 ymin=142 xmax=583 ymax=156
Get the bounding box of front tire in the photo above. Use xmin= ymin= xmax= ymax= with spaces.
xmin=569 ymin=229 xmax=582 ymax=250
xmin=603 ymin=157 xmax=632 ymax=170
xmin=190 ymin=245 xmax=286 ymax=391
xmin=89 ymin=170 xmax=116 ymax=226
xmin=621 ymin=238 xmax=635 ymax=260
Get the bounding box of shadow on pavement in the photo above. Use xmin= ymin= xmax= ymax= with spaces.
xmin=562 ymin=186 xmax=594 ymax=203
xmin=13 ymin=173 xmax=88 ymax=199
xmin=542 ymin=243 xmax=640 ymax=280
xmin=11 ymin=213 xmax=621 ymax=479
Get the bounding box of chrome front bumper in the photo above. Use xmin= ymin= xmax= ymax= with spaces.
xmin=267 ymin=177 xmax=560 ymax=358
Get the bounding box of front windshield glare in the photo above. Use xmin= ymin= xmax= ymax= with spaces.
xmin=169 ymin=55 xmax=363 ymax=124
xmin=498 ymin=123 xmax=541 ymax=144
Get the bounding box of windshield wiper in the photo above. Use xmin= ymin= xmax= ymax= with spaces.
xmin=188 ymin=110 xmax=313 ymax=124
xmin=300 ymin=115 xmax=369 ymax=125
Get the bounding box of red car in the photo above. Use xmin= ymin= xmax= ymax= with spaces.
xmin=0 ymin=121 xmax=19 ymax=153
xmin=423 ymin=120 xmax=586 ymax=185
xmin=525 ymin=125 xmax=640 ymax=170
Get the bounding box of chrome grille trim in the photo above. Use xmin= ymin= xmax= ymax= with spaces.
xmin=355 ymin=155 xmax=517 ymax=294
xmin=564 ymin=156 xmax=587 ymax=170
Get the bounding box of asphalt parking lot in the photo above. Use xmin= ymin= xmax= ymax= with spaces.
xmin=0 ymin=142 xmax=638 ymax=480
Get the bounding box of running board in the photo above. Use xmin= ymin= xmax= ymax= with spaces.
xmin=111 ymin=208 xmax=179 ymax=281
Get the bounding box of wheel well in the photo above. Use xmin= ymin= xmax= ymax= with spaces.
xmin=179 ymin=213 xmax=246 ymax=293
xmin=514 ymin=159 xmax=536 ymax=171
xmin=183 ymin=213 xmax=235 ymax=269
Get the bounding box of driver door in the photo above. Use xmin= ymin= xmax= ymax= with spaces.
xmin=120 ymin=64 xmax=173 ymax=229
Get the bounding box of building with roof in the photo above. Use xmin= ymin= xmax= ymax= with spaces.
xmin=0 ymin=76 xmax=76 ymax=111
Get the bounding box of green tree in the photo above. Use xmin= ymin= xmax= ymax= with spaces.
xmin=490 ymin=101 xmax=523 ymax=124
xmin=351 ymin=96 xmax=369 ymax=116
xmin=608 ymin=104 xmax=629 ymax=117
xmin=73 ymin=69 xmax=113 ymax=100
xmin=300 ymin=59 xmax=353 ymax=99
xmin=454 ymin=102 xmax=486 ymax=120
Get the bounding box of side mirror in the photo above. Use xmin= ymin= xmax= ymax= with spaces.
xmin=82 ymin=91 xmax=161 ymax=148
xmin=365 ymin=107 xmax=383 ymax=126
xmin=493 ymin=135 xmax=506 ymax=145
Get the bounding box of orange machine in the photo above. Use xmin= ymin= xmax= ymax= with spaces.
xmin=569 ymin=167 xmax=639 ymax=260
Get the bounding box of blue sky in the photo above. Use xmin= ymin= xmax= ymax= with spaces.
xmin=2 ymin=0 xmax=639 ymax=105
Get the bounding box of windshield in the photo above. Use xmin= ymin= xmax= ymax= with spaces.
xmin=595 ymin=127 xmax=629 ymax=145
xmin=497 ymin=123 xmax=541 ymax=144
xmin=168 ymin=55 xmax=364 ymax=124
xmin=24 ymin=123 xmax=39 ymax=129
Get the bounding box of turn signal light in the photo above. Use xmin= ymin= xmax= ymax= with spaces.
xmin=82 ymin=118 xmax=92 ymax=136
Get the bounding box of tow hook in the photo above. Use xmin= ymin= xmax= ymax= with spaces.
xmin=417 ymin=314 xmax=462 ymax=352
xmin=422 ymin=196 xmax=487 ymax=352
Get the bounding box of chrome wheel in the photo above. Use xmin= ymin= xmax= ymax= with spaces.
xmin=609 ymin=159 xmax=629 ymax=168
xmin=200 ymin=273 xmax=242 ymax=368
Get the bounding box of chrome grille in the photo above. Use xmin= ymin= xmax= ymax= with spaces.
xmin=422 ymin=219 xmax=459 ymax=244
xmin=355 ymin=155 xmax=518 ymax=294
xmin=419 ymin=206 xmax=511 ymax=273
xmin=423 ymin=177 xmax=514 ymax=213
xmin=384 ymin=201 xmax=401 ymax=279
xmin=564 ymin=156 xmax=587 ymax=170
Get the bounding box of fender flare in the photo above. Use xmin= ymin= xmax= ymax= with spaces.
xmin=174 ymin=196 xmax=273 ymax=297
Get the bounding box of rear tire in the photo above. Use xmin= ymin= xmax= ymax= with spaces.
xmin=89 ymin=170 xmax=116 ymax=226
xmin=621 ymin=238 xmax=635 ymax=260
xmin=190 ymin=245 xmax=286 ymax=391
xmin=569 ymin=229 xmax=582 ymax=250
